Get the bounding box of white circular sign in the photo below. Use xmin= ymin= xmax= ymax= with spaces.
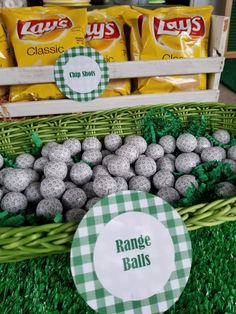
xmin=93 ymin=211 xmax=175 ymax=301
xmin=64 ymin=56 xmax=101 ymax=94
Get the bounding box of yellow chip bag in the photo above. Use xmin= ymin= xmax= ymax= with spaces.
xmin=1 ymin=7 xmax=87 ymax=102
xmin=0 ymin=12 xmax=14 ymax=98
xmin=124 ymin=6 xmax=213 ymax=94
xmin=86 ymin=7 xmax=130 ymax=97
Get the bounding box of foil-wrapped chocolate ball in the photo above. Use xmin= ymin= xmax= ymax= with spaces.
xmin=82 ymin=182 xmax=97 ymax=199
xmin=101 ymin=150 xmax=111 ymax=158
xmin=125 ymin=135 xmax=147 ymax=154
xmin=24 ymin=182 xmax=42 ymax=204
xmin=36 ymin=198 xmax=63 ymax=218
xmin=159 ymin=135 xmax=176 ymax=153
xmin=70 ymin=162 xmax=93 ymax=185
xmin=0 ymin=189 xmax=3 ymax=201
xmin=93 ymin=165 xmax=109 ymax=179
xmin=1 ymin=192 xmax=28 ymax=213
xmin=44 ymin=161 xmax=68 ymax=180
xmin=102 ymin=154 xmax=115 ymax=167
xmin=145 ymin=144 xmax=164 ymax=160
xmin=85 ymin=197 xmax=101 ymax=210
xmin=33 ymin=157 xmax=49 ymax=173
xmin=194 ymin=137 xmax=211 ymax=154
xmin=228 ymin=146 xmax=236 ymax=161
xmin=175 ymin=153 xmax=201 ymax=174
xmin=129 ymin=176 xmax=151 ymax=192
xmin=0 ymin=168 xmax=13 ymax=185
xmin=201 ymin=147 xmax=226 ymax=162
xmin=0 ymin=154 xmax=4 ymax=169
xmin=24 ymin=169 xmax=39 ymax=183
xmin=65 ymin=208 xmax=86 ymax=222
xmin=82 ymin=149 xmax=102 ymax=166
xmin=104 ymin=134 xmax=122 ymax=152
xmin=48 ymin=144 xmax=71 ymax=163
xmin=107 ymin=156 xmax=130 ymax=177
xmin=176 ymin=133 xmax=197 ymax=153
xmin=41 ymin=142 xmax=58 ymax=158
xmin=122 ymin=167 xmax=136 ymax=181
xmin=62 ymin=188 xmax=87 ymax=209
xmin=135 ymin=157 xmax=157 ymax=177
xmin=4 ymin=169 xmax=30 ymax=192
xmin=63 ymin=138 xmax=81 ymax=156
xmin=157 ymin=187 xmax=180 ymax=204
xmin=114 ymin=177 xmax=128 ymax=192
xmin=215 ymin=182 xmax=236 ymax=198
xmin=82 ymin=137 xmax=102 ymax=151
xmin=93 ymin=175 xmax=117 ymax=197
xmin=153 ymin=170 xmax=175 ymax=189
xmin=156 ymin=156 xmax=175 ymax=172
xmin=40 ymin=177 xmax=65 ymax=199
xmin=223 ymin=159 xmax=236 ymax=172
xmin=175 ymin=175 xmax=198 ymax=196
xmin=213 ymin=129 xmax=230 ymax=144
xmin=64 ymin=181 xmax=77 ymax=190
xmin=15 ymin=153 xmax=35 ymax=169
xmin=116 ymin=144 xmax=139 ymax=163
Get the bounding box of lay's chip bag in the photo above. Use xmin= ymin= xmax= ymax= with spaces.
xmin=0 ymin=11 xmax=14 ymax=99
xmin=86 ymin=7 xmax=130 ymax=97
xmin=124 ymin=6 xmax=213 ymax=94
xmin=1 ymin=7 xmax=87 ymax=102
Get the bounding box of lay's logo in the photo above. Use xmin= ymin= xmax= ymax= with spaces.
xmin=86 ymin=21 xmax=120 ymax=41
xmin=17 ymin=16 xmax=73 ymax=39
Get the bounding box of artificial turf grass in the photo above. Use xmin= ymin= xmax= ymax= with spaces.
xmin=0 ymin=223 xmax=236 ymax=314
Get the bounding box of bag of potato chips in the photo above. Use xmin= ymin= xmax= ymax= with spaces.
xmin=124 ymin=6 xmax=213 ymax=94
xmin=0 ymin=12 xmax=14 ymax=99
xmin=1 ymin=7 xmax=87 ymax=102
xmin=87 ymin=6 xmax=130 ymax=97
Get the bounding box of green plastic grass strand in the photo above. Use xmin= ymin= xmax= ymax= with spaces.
xmin=31 ymin=132 xmax=43 ymax=156
xmin=205 ymin=133 xmax=236 ymax=149
xmin=186 ymin=115 xmax=207 ymax=137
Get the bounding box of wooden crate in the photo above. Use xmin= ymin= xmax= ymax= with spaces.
xmin=0 ymin=15 xmax=229 ymax=118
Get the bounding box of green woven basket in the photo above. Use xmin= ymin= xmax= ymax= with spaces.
xmin=1 ymin=102 xmax=236 ymax=264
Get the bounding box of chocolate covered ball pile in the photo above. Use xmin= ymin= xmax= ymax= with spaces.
xmin=0 ymin=130 xmax=236 ymax=223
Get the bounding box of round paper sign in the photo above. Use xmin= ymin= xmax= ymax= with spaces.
xmin=54 ymin=46 xmax=109 ymax=102
xmin=71 ymin=191 xmax=192 ymax=314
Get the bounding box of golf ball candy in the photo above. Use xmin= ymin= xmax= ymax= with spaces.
xmin=82 ymin=149 xmax=102 ymax=166
xmin=107 ymin=155 xmax=130 ymax=177
xmin=156 ymin=156 xmax=175 ymax=172
xmin=135 ymin=157 xmax=156 ymax=177
xmin=122 ymin=167 xmax=136 ymax=181
xmin=63 ymin=138 xmax=81 ymax=156
xmin=44 ymin=161 xmax=68 ymax=180
xmin=175 ymin=153 xmax=201 ymax=174
xmin=82 ymin=182 xmax=97 ymax=198
xmin=129 ymin=176 xmax=151 ymax=192
xmin=0 ymin=168 xmax=13 ymax=185
xmin=64 ymin=181 xmax=77 ymax=190
xmin=145 ymin=144 xmax=164 ymax=160
xmin=93 ymin=175 xmax=117 ymax=197
xmin=176 ymin=133 xmax=197 ymax=153
xmin=15 ymin=153 xmax=35 ymax=169
xmin=116 ymin=144 xmax=139 ymax=163
xmin=85 ymin=197 xmax=101 ymax=210
xmin=62 ymin=188 xmax=87 ymax=209
xmin=40 ymin=177 xmax=65 ymax=199
xmin=24 ymin=169 xmax=39 ymax=183
xmin=65 ymin=208 xmax=86 ymax=222
xmin=101 ymin=150 xmax=111 ymax=158
xmin=33 ymin=157 xmax=49 ymax=173
xmin=3 ymin=169 xmax=30 ymax=192
xmin=82 ymin=137 xmax=102 ymax=151
xmin=104 ymin=134 xmax=122 ymax=152
xmin=213 ymin=129 xmax=230 ymax=145
xmin=223 ymin=159 xmax=236 ymax=172
xmin=36 ymin=198 xmax=63 ymax=218
xmin=175 ymin=175 xmax=198 ymax=196
xmin=153 ymin=170 xmax=175 ymax=189
xmin=228 ymin=146 xmax=236 ymax=161
xmin=125 ymin=135 xmax=147 ymax=154
xmin=102 ymin=154 xmax=115 ymax=167
xmin=159 ymin=135 xmax=176 ymax=153
xmin=201 ymin=147 xmax=226 ymax=162
xmin=0 ymin=154 xmax=4 ymax=169
xmin=215 ymin=182 xmax=236 ymax=198
xmin=0 ymin=189 xmax=3 ymax=201
xmin=93 ymin=165 xmax=109 ymax=178
xmin=41 ymin=142 xmax=58 ymax=158
xmin=24 ymin=182 xmax=42 ymax=204
xmin=157 ymin=187 xmax=180 ymax=203
xmin=114 ymin=177 xmax=128 ymax=192
xmin=48 ymin=144 xmax=71 ymax=163
xmin=70 ymin=162 xmax=93 ymax=185
xmin=194 ymin=137 xmax=211 ymax=154
xmin=1 ymin=192 xmax=28 ymax=213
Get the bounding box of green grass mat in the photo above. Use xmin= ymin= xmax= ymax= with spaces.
xmin=221 ymin=59 xmax=236 ymax=93
xmin=1 ymin=223 xmax=236 ymax=314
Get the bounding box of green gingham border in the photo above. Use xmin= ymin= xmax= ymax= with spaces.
xmin=54 ymin=46 xmax=109 ymax=102
xmin=71 ymin=191 xmax=192 ymax=314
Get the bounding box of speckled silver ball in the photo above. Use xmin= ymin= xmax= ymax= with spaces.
xmin=4 ymin=169 xmax=30 ymax=192
xmin=93 ymin=175 xmax=117 ymax=197
xmin=1 ymin=192 xmax=27 ymax=213
xmin=0 ymin=168 xmax=13 ymax=185
xmin=153 ymin=170 xmax=175 ymax=189
xmin=24 ymin=182 xmax=42 ymax=204
xmin=215 ymin=182 xmax=236 ymax=198
xmin=63 ymin=138 xmax=81 ymax=156
xmin=135 ymin=157 xmax=156 ymax=177
xmin=125 ymin=135 xmax=147 ymax=154
xmin=104 ymin=134 xmax=122 ymax=152
xmin=70 ymin=162 xmax=93 ymax=185
xmin=33 ymin=157 xmax=49 ymax=173
xmin=107 ymin=156 xmax=130 ymax=177
xmin=65 ymin=208 xmax=87 ymax=222
xmin=157 ymin=187 xmax=180 ymax=204
xmin=0 ymin=189 xmax=3 ymax=201
xmin=159 ymin=135 xmax=176 ymax=153
xmin=114 ymin=177 xmax=128 ymax=192
xmin=175 ymin=153 xmax=201 ymax=174
xmin=62 ymin=188 xmax=87 ymax=209
xmin=82 ymin=149 xmax=102 ymax=166
xmin=36 ymin=198 xmax=63 ymax=218
xmin=82 ymin=137 xmax=102 ymax=151
xmin=85 ymin=197 xmax=101 ymax=210
xmin=213 ymin=129 xmax=230 ymax=145
xmin=41 ymin=142 xmax=58 ymax=158
xmin=15 ymin=153 xmax=35 ymax=169
xmin=44 ymin=161 xmax=68 ymax=180
xmin=145 ymin=144 xmax=164 ymax=160
xmin=223 ymin=159 xmax=236 ymax=172
xmin=165 ymin=154 xmax=176 ymax=161
xmin=101 ymin=150 xmax=111 ymax=158
xmin=102 ymin=154 xmax=115 ymax=167
xmin=201 ymin=147 xmax=226 ymax=162
xmin=194 ymin=137 xmax=211 ymax=154
xmin=1 ymin=186 xmax=9 ymax=195
xmin=82 ymin=182 xmax=97 ymax=198
xmin=0 ymin=154 xmax=4 ymax=169
xmin=64 ymin=181 xmax=77 ymax=190
xmin=24 ymin=169 xmax=39 ymax=183
xmin=116 ymin=144 xmax=139 ymax=164
xmin=129 ymin=176 xmax=151 ymax=192
xmin=175 ymin=175 xmax=198 ymax=196
xmin=122 ymin=167 xmax=136 ymax=181
xmin=40 ymin=177 xmax=65 ymax=199
xmin=156 ymin=156 xmax=175 ymax=172
xmin=93 ymin=165 xmax=109 ymax=179
xmin=176 ymin=133 xmax=197 ymax=153
xmin=228 ymin=146 xmax=236 ymax=161
xmin=48 ymin=144 xmax=71 ymax=163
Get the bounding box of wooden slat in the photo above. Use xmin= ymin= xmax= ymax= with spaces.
xmin=0 ymin=57 xmax=224 ymax=86
xmin=0 ymin=90 xmax=219 ymax=118
xmin=225 ymin=51 xmax=236 ymax=58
